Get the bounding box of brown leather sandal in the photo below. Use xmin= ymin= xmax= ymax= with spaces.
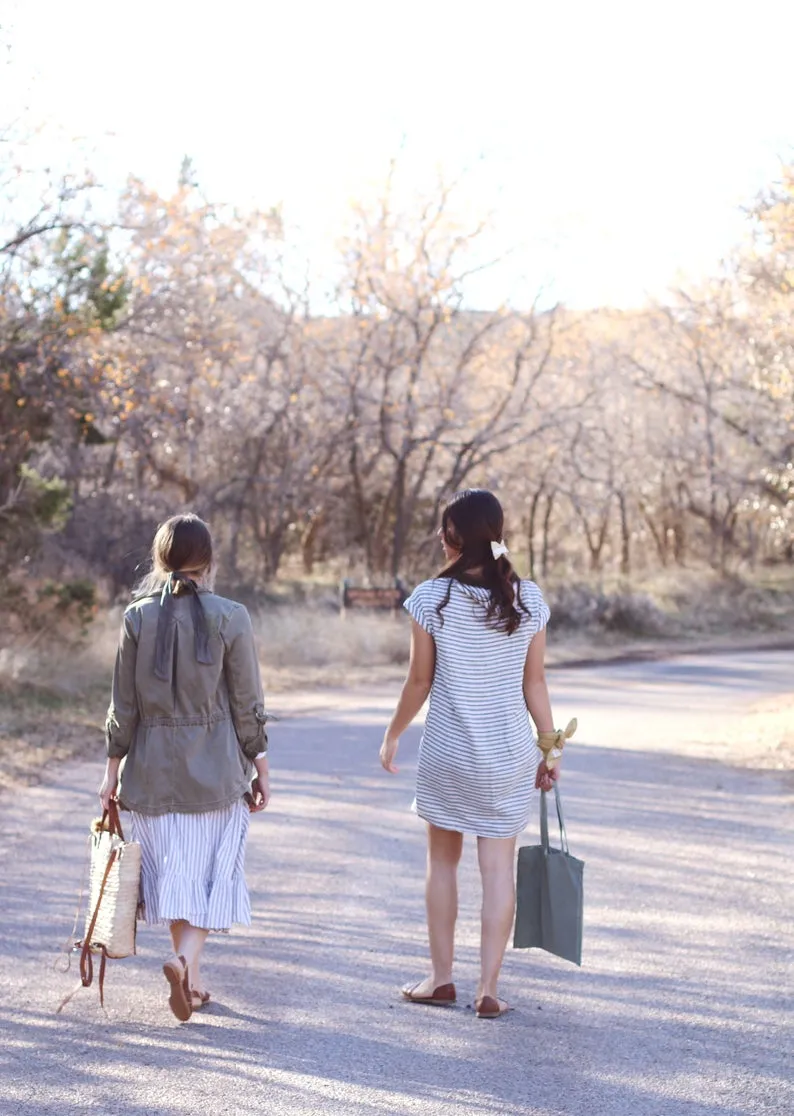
xmin=402 ymin=981 xmax=456 ymax=1006
xmin=475 ymin=995 xmax=510 ymax=1019
xmin=190 ymin=990 xmax=211 ymax=1010
xmin=162 ymin=955 xmax=192 ymax=1022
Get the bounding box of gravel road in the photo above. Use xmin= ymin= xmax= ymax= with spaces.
xmin=0 ymin=650 xmax=791 ymax=1116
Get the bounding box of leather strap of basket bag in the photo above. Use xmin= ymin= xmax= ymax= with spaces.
xmin=56 ymin=819 xmax=120 ymax=1013
xmin=83 ymin=799 xmax=126 ymax=1004
xmin=79 ymin=848 xmax=117 ymax=1007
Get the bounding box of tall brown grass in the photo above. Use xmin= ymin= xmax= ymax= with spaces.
xmin=1 ymin=569 xmax=792 ymax=699
xmin=0 ymin=608 xmax=123 ymax=697
xmin=0 ymin=605 xmax=411 ymax=697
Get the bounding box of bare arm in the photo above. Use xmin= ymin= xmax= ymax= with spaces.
xmin=99 ymin=755 xmax=122 ymax=811
xmin=523 ymin=628 xmax=559 ymax=791
xmin=380 ymin=619 xmax=436 ymax=773
xmin=523 ymin=628 xmax=553 ymax=732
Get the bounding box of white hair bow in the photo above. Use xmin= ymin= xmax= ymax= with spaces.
xmin=490 ymin=540 xmax=509 ymax=560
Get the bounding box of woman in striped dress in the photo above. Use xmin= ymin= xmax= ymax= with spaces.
xmin=98 ymin=514 xmax=270 ymax=1022
xmin=380 ymin=489 xmax=572 ymax=1019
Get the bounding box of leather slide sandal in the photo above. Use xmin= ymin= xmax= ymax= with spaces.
xmin=163 ymin=956 xmax=192 ymax=1022
xmin=475 ymin=995 xmax=510 ymax=1019
xmin=402 ymin=981 xmax=456 ymax=1006
xmin=191 ymin=990 xmax=211 ymax=1010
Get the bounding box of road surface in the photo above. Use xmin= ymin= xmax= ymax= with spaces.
xmin=0 ymin=650 xmax=791 ymax=1116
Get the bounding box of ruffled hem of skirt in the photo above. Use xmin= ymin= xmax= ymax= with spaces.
xmin=139 ymin=875 xmax=252 ymax=932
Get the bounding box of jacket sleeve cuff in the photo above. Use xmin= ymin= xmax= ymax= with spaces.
xmin=105 ymin=710 xmax=134 ymax=759
xmin=106 ymin=729 xmax=131 ymax=759
xmin=239 ymin=728 xmax=268 ymax=762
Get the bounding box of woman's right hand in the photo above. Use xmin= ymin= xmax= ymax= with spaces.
xmin=98 ymin=775 xmax=117 ymax=812
xmin=247 ymin=776 xmax=269 ymax=812
xmin=379 ymin=733 xmax=400 ymax=774
xmin=98 ymin=758 xmax=121 ymax=812
xmin=249 ymin=757 xmax=271 ymax=812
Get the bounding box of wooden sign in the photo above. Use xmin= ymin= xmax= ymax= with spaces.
xmin=340 ymin=579 xmax=408 ymax=612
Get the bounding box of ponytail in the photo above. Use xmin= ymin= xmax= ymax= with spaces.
xmin=435 ymin=549 xmax=529 ymax=635
xmin=433 ymin=488 xmax=530 ymax=635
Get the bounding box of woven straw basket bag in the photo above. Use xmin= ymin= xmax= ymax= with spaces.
xmin=58 ymin=801 xmax=141 ymax=1011
xmin=84 ymin=801 xmax=141 ymax=959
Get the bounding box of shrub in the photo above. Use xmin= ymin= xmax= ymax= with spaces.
xmin=548 ymin=584 xmax=671 ymax=637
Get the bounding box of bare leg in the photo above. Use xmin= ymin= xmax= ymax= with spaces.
xmin=179 ymin=924 xmax=210 ymax=996
xmin=409 ymin=824 xmax=463 ymax=996
xmin=477 ymin=835 xmax=517 ymax=1004
xmin=169 ymin=919 xmax=188 ymax=958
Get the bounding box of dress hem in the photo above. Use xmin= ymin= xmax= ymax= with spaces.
xmin=415 ymin=802 xmax=536 ymax=841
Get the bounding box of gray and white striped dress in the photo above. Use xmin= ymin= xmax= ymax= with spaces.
xmin=404 ymin=578 xmax=550 ymax=838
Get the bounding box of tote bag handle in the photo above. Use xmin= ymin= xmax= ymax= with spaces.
xmin=540 ymin=783 xmax=569 ymax=855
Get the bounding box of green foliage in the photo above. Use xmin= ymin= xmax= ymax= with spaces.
xmin=50 ymin=230 xmax=129 ymax=330
xmin=0 ymin=575 xmax=97 ymax=644
xmin=0 ymin=467 xmax=72 ymax=578
xmin=37 ymin=578 xmax=97 ymax=631
xmin=17 ymin=465 xmax=72 ymax=531
xmin=0 ymin=219 xmax=129 ymax=506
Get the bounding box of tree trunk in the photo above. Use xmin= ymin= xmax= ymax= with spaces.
xmin=301 ymin=510 xmax=323 ymax=575
xmin=348 ymin=440 xmax=373 ymax=572
xmin=541 ymin=491 xmax=556 ymax=578
xmin=527 ymin=489 xmax=543 ymax=580
xmin=639 ymin=506 xmax=668 ymax=566
xmin=390 ymin=459 xmax=407 ymax=577
xmin=618 ymin=491 xmax=631 ymax=577
xmin=227 ymin=500 xmax=245 ymax=580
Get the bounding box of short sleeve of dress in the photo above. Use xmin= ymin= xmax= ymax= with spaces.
xmin=520 ymin=580 xmax=551 ymax=636
xmin=404 ymin=581 xmax=436 ymax=635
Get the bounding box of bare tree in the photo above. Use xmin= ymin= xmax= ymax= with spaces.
xmin=322 ymin=173 xmax=565 ymax=577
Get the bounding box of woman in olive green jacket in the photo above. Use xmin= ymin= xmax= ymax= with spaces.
xmin=99 ymin=513 xmax=270 ymax=1022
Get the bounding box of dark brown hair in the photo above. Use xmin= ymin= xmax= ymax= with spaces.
xmin=436 ymin=489 xmax=528 ymax=635
xmin=137 ymin=513 xmax=213 ymax=597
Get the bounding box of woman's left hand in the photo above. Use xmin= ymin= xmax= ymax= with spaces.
xmin=379 ymin=734 xmax=400 ymax=774
xmin=535 ymin=760 xmax=559 ymax=793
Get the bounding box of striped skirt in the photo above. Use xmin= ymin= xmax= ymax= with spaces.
xmin=131 ymin=801 xmax=251 ymax=932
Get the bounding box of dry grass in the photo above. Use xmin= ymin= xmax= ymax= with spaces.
xmin=0 ymin=612 xmax=122 ymax=792
xmin=1 ymin=573 xmax=792 ymax=794
xmin=252 ymin=607 xmax=409 ymax=670
xmin=0 ymin=605 xmax=409 ymax=709
xmin=0 ymin=610 xmax=123 ymax=698
xmin=546 ymin=568 xmax=794 ymax=638
xmin=0 ymin=606 xmax=415 ymax=792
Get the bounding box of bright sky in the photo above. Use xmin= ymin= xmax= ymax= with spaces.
xmin=3 ymin=0 xmax=793 ymax=309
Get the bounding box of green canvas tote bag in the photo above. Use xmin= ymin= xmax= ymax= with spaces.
xmin=513 ymin=783 xmax=584 ymax=965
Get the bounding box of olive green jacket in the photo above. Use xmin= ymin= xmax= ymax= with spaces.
xmin=105 ymin=590 xmax=267 ymax=816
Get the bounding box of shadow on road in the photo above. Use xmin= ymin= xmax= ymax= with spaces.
xmin=0 ymin=677 xmax=791 ymax=1115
